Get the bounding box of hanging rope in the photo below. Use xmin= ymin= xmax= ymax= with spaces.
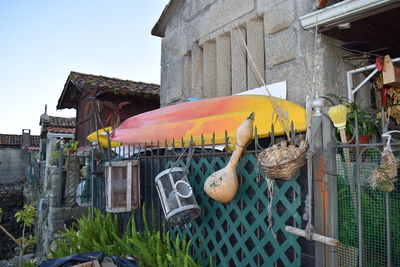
xmin=382 ymin=130 xmax=400 ymax=151
xmin=169 ymin=141 xmax=195 ymax=173
xmin=235 ymin=23 xmax=291 ymax=141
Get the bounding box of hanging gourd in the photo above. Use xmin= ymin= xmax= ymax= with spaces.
xmin=203 ymin=112 xmax=254 ymax=203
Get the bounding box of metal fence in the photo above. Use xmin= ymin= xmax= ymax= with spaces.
xmin=334 ymin=117 xmax=400 ymax=266
xmin=109 ymin=129 xmax=315 ymax=266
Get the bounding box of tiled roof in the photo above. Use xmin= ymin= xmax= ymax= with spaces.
xmin=0 ymin=134 xmax=40 ymax=147
xmin=40 ymin=115 xmax=76 ymax=135
xmin=46 ymin=127 xmax=75 ymax=134
xmin=48 ymin=116 xmax=75 ymax=128
xmin=57 ymin=71 xmax=160 ymax=109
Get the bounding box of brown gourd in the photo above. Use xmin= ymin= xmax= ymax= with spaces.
xmin=203 ymin=112 xmax=255 ymax=203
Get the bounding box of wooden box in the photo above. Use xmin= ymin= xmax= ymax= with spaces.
xmin=383 ymin=55 xmax=400 ymax=87
xmin=105 ymin=160 xmax=140 ymax=213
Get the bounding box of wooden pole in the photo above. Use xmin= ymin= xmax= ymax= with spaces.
xmin=285 ymin=226 xmax=340 ymax=247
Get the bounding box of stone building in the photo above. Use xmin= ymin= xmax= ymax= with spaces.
xmin=152 ymin=0 xmax=400 ymax=107
xmin=0 ymin=130 xmax=39 ymax=260
xmin=0 ymin=130 xmax=39 ymax=184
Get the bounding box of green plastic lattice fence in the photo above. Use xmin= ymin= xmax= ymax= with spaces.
xmin=167 ymin=154 xmax=303 ymax=267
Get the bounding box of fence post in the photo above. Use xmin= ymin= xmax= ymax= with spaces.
xmin=312 ymin=99 xmax=338 ymax=267
xmin=56 ymin=139 xmax=64 ymax=207
xmin=91 ymin=141 xmax=97 ymax=215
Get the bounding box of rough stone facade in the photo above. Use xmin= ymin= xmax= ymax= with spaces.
xmin=155 ymin=0 xmax=350 ymax=107
xmin=36 ymin=158 xmax=90 ymax=256
xmin=0 ymin=182 xmax=24 ymax=260
xmin=0 ymin=148 xmax=29 ymax=184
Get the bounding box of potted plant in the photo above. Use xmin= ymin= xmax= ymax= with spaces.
xmin=323 ymin=93 xmax=380 ymax=143
xmin=345 ymin=102 xmax=381 ymax=143
xmin=65 ymin=139 xmax=79 ymax=156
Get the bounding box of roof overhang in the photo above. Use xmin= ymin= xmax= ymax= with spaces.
xmin=299 ymin=0 xmax=398 ymax=30
xmin=57 ymin=74 xmax=81 ymax=110
xmin=300 ymin=0 xmax=400 ymax=58
xmin=152 ymin=0 xmax=181 ymax=37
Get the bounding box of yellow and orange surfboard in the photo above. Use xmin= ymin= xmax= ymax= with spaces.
xmin=110 ymin=95 xmax=306 ymax=147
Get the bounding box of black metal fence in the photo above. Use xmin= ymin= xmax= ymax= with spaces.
xmin=104 ymin=128 xmax=315 ymax=266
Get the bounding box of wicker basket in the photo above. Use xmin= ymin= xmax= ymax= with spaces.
xmin=257 ymin=140 xmax=307 ymax=180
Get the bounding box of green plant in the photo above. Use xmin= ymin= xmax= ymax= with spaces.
xmin=337 ymin=175 xmax=400 ymax=265
xmin=24 ymin=258 xmax=38 ymax=267
xmin=323 ymin=93 xmax=381 ymax=138
xmin=51 ymin=205 xmax=201 ymax=267
xmin=0 ymin=205 xmax=38 ymax=267
xmin=65 ymin=139 xmax=79 ymax=155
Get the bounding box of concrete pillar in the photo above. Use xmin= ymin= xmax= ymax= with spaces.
xmin=191 ymin=43 xmax=203 ymax=99
xmin=231 ymin=26 xmax=247 ymax=94
xmin=183 ymin=53 xmax=192 ymax=99
xmin=216 ymin=34 xmax=231 ymax=96
xmin=202 ymin=40 xmax=217 ymax=98
xmin=246 ymin=18 xmax=265 ymax=90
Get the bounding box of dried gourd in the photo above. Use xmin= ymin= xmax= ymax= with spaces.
xmin=203 ymin=112 xmax=254 ymax=203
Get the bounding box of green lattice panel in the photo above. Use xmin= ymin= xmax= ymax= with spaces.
xmin=167 ymin=154 xmax=302 ymax=266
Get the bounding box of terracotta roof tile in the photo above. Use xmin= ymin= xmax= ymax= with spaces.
xmin=47 ymin=127 xmax=75 ymax=134
xmin=57 ymin=72 xmax=160 ymax=109
xmin=70 ymin=72 xmax=159 ymax=97
xmin=48 ymin=116 xmax=76 ymax=128
xmin=0 ymin=134 xmax=40 ymax=147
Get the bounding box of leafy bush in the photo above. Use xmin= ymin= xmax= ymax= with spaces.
xmin=50 ymin=205 xmax=201 ymax=267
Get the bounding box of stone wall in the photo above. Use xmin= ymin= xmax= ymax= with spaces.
xmin=36 ymin=162 xmax=90 ymax=256
xmin=0 ymin=148 xmax=28 ymax=184
xmin=0 ymin=182 xmax=24 ymax=260
xmin=158 ymin=0 xmax=350 ymax=107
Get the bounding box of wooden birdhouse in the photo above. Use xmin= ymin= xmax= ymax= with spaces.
xmin=105 ymin=160 xmax=140 ymax=213
xmin=383 ymin=55 xmax=400 ymax=87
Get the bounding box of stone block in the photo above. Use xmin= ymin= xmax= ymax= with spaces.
xmin=265 ymin=27 xmax=298 ymax=67
xmin=258 ymin=0 xmax=289 ymax=15
xmin=191 ymin=43 xmax=203 ymax=97
xmin=183 ymin=0 xmax=217 ymax=21
xmin=216 ymin=34 xmax=231 ymax=96
xmin=182 ymin=54 xmax=192 ymax=98
xmin=265 ymin=58 xmax=309 ymax=105
xmin=161 ymin=26 xmax=189 ymax=66
xmin=197 ymin=0 xmax=255 ymax=40
xmin=231 ymin=27 xmax=247 ymax=93
xmin=247 ymin=18 xmax=265 ymax=89
xmin=293 ymin=0 xmax=316 ymax=17
xmin=161 ymin=58 xmax=184 ymax=106
xmin=263 ymin=0 xmax=295 ymax=35
xmin=203 ymin=41 xmax=217 ymax=98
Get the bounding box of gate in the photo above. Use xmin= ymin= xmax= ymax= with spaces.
xmin=334 ymin=117 xmax=400 ymax=266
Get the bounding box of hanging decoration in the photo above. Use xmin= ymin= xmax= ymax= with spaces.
xmin=369 ymin=131 xmax=399 ymax=192
xmin=155 ymin=143 xmax=201 ymax=225
xmin=203 ymin=112 xmax=254 ymax=203
xmin=257 ymin=140 xmax=307 ymax=180
xmin=155 ymin=167 xmax=201 ymax=225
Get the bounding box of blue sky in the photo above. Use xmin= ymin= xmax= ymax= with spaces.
xmin=0 ymin=1 xmax=168 ymax=135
